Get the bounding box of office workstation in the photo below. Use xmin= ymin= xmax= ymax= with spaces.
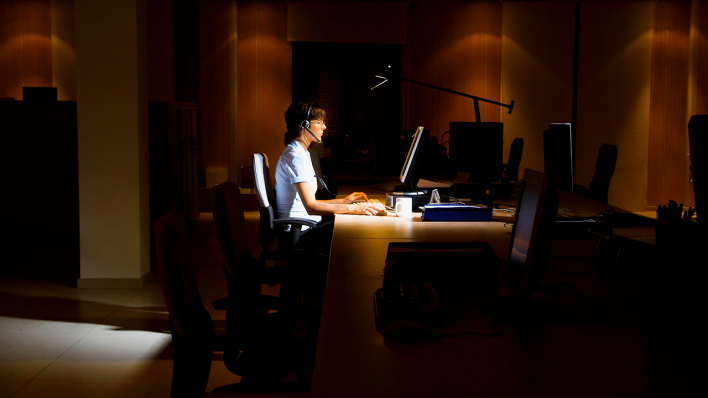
xmin=2 ymin=1 xmax=707 ymax=397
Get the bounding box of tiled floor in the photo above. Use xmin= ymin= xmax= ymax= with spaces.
xmin=0 ymin=212 xmax=261 ymax=398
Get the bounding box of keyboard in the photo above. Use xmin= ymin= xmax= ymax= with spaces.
xmin=352 ymin=198 xmax=383 ymax=205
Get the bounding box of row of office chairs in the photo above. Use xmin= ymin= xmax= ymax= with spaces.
xmin=504 ymin=134 xmax=617 ymax=204
xmin=156 ymin=154 xmax=328 ymax=396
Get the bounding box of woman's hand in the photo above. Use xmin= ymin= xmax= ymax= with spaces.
xmin=347 ymin=202 xmax=386 ymax=216
xmin=343 ymin=192 xmax=369 ymax=203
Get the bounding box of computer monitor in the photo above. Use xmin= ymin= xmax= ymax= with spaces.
xmin=449 ymin=122 xmax=503 ymax=182
xmin=688 ymin=115 xmax=706 ymax=220
xmin=543 ymin=123 xmax=574 ymax=191
xmin=399 ymin=126 xmax=430 ymax=191
xmin=501 ymin=168 xmax=558 ymax=301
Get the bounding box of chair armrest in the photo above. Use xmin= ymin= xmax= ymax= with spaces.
xmin=273 ymin=217 xmax=319 ymax=228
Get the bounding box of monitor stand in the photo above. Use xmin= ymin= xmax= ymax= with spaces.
xmin=386 ymin=182 xmax=430 ymax=209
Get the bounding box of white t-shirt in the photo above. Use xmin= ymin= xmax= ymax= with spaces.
xmin=274 ymin=141 xmax=322 ymax=228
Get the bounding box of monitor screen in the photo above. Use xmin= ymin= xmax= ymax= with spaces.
xmin=502 ymin=169 xmax=558 ymax=300
xmin=448 ymin=122 xmax=503 ymax=182
xmin=400 ymin=126 xmax=428 ymax=186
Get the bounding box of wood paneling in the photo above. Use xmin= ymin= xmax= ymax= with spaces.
xmin=697 ymin=0 xmax=708 ymax=115
xmin=20 ymin=0 xmax=51 ymax=88
xmin=0 ymin=0 xmax=51 ymax=100
xmin=501 ymin=1 xmax=576 ymax=175
xmin=237 ymin=0 xmax=292 ymax=182
xmin=575 ymin=1 xmax=653 ymax=211
xmin=199 ymin=0 xmax=232 ymax=185
xmin=51 ymin=0 xmax=77 ymax=101
xmin=647 ymin=0 xmax=691 ymax=206
xmin=404 ymin=0 xmax=501 ymax=143
xmin=0 ymin=1 xmax=23 ymax=99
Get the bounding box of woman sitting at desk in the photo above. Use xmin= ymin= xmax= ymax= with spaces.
xmin=275 ymin=101 xmax=385 ymax=252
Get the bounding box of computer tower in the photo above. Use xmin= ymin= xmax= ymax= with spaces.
xmin=448 ymin=122 xmax=503 ymax=182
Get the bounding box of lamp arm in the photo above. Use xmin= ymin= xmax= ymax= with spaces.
xmin=373 ymin=75 xmax=514 ymax=122
xmin=400 ymin=77 xmax=514 ymax=115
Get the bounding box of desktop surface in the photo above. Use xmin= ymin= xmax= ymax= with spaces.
xmin=308 ymin=187 xmax=695 ymax=395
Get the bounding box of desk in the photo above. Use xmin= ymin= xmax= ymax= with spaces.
xmin=308 ymin=190 xmax=698 ymax=395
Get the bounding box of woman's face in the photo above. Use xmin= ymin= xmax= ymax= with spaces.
xmin=308 ymin=119 xmax=326 ymax=141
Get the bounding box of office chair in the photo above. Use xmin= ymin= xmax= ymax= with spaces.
xmin=252 ymin=152 xmax=328 ymax=257
xmin=210 ymin=183 xmax=284 ymax=324
xmin=502 ymin=138 xmax=524 ymax=182
xmin=575 ymin=144 xmax=618 ymax=203
xmin=156 ymin=210 xmax=313 ymax=395
xmin=155 ymin=209 xmax=214 ymax=398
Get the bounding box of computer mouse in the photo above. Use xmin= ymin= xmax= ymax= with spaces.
xmin=380 ymin=319 xmax=437 ymax=341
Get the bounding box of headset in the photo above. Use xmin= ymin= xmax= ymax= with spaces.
xmin=301 ymin=103 xmax=322 ymax=144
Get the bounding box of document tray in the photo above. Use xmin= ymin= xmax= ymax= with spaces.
xmin=421 ymin=204 xmax=493 ymax=221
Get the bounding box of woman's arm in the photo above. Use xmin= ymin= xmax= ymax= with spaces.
xmin=318 ymin=192 xmax=370 ymax=205
xmin=295 ymin=182 xmax=384 ymax=216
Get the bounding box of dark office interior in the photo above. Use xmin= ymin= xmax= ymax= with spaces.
xmin=0 ymin=0 xmax=706 ymax=397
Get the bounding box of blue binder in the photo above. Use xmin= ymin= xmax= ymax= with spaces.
xmin=421 ymin=203 xmax=493 ymax=222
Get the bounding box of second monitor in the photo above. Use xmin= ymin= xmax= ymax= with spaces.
xmin=448 ymin=122 xmax=503 ymax=183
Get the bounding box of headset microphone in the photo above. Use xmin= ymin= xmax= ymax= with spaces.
xmin=301 ymin=103 xmax=322 ymax=144
xmin=304 ymin=124 xmax=322 ymax=144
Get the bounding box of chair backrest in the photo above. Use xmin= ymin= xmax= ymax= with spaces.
xmin=253 ymin=153 xmax=278 ymax=253
xmin=154 ymin=209 xmax=212 ymax=339
xmin=210 ymin=182 xmax=266 ymax=341
xmin=502 ymin=169 xmax=558 ymax=301
xmin=505 ymin=138 xmax=524 ymax=181
xmin=588 ymin=144 xmax=618 ymax=203
xmin=210 ymin=182 xmax=251 ymax=274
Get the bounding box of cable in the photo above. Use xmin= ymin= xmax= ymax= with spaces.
xmin=315 ymin=174 xmax=353 ymax=203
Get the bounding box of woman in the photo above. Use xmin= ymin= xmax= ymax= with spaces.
xmin=274 ymin=101 xmax=385 ymax=252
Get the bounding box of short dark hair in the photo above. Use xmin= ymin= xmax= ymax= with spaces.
xmin=284 ymin=101 xmax=326 ymax=145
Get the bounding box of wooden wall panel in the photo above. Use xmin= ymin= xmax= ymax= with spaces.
xmin=501 ymin=1 xmax=576 ymax=175
xmin=647 ymin=0 xmax=691 ymax=206
xmin=697 ymin=0 xmax=708 ymax=115
xmin=237 ymin=0 xmax=292 ymax=182
xmin=51 ymin=0 xmax=77 ymax=101
xmin=20 ymin=0 xmax=52 ymax=88
xmin=404 ymin=0 xmax=501 ymax=142
xmin=575 ymin=1 xmax=653 ymax=211
xmin=199 ymin=0 xmax=232 ymax=185
xmin=0 ymin=0 xmax=51 ymax=100
xmin=0 ymin=1 xmax=23 ymax=99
